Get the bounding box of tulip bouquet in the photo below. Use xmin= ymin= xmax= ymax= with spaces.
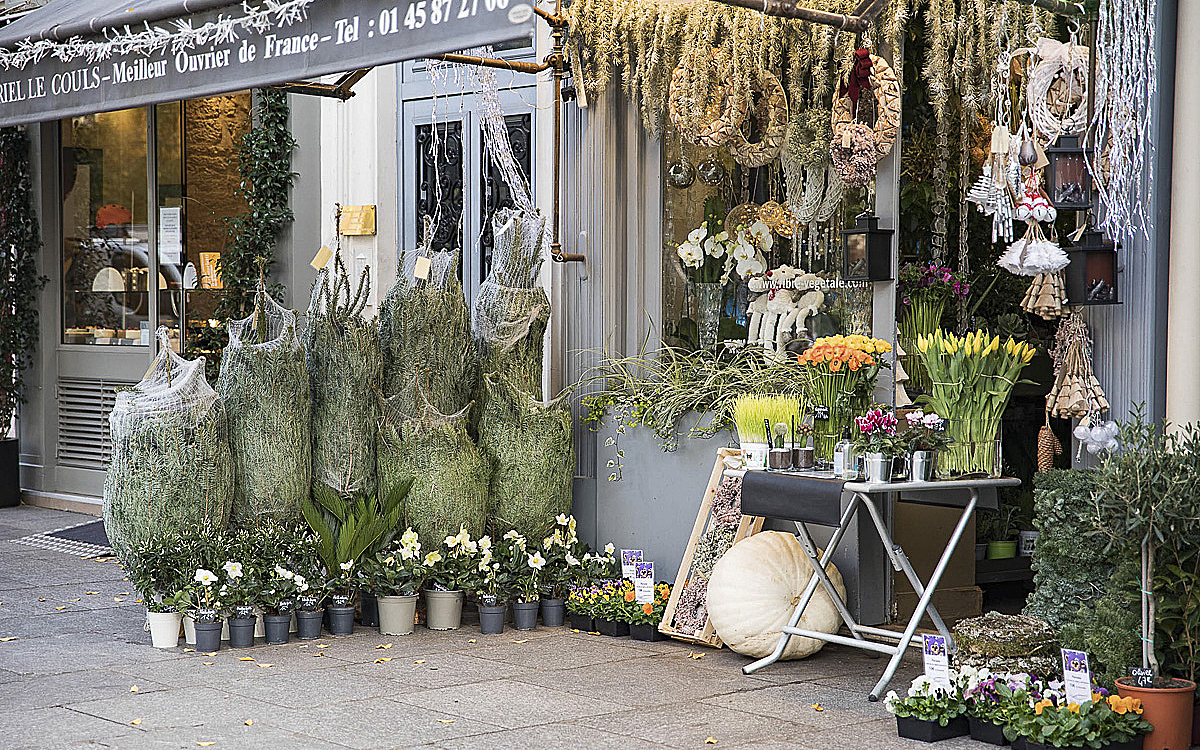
xmin=898 ymin=263 xmax=970 ymax=393
xmin=796 ymin=335 xmax=893 ymax=461
xmin=915 ymin=329 xmax=1035 ymax=477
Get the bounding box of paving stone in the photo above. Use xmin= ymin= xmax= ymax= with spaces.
xmin=701 ymin=682 xmax=891 ymax=729
xmin=1 ymin=633 xmax=186 ymax=676
xmin=467 ymin=630 xmax=651 ymax=670
xmin=393 ymin=677 xmax=623 ymax=728
xmin=224 ymin=665 xmax=413 ymax=708
xmin=0 ymin=667 xmax=170 ymax=710
xmin=260 ymin=696 xmax=503 ymax=749
xmin=428 ymin=722 xmax=670 ymax=750
xmin=109 ymin=645 xmax=357 ymax=688
xmin=0 ymin=705 xmax=133 ymax=748
xmin=574 ymin=702 xmax=823 ymax=748
xmin=122 ymin=723 xmax=353 ymax=750
xmin=515 ymin=654 xmax=760 ymax=707
xmin=342 ymin=650 xmax=533 ymax=690
xmin=67 ymin=685 xmax=279 ymax=731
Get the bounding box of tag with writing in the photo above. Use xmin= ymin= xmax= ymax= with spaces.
xmin=634 ymin=562 xmax=655 ymax=604
xmin=414 ymin=256 xmax=432 ymax=281
xmin=1130 ymin=666 xmax=1154 ymax=688
xmin=1061 ymin=649 xmax=1093 ymax=704
xmin=620 ymin=550 xmax=643 ymax=580
xmin=310 ymin=245 xmax=333 ymax=270
xmin=813 ymin=405 xmax=831 ymax=421
xmin=922 ymin=634 xmax=951 ymax=691
xmin=841 ymin=128 xmax=852 ymax=149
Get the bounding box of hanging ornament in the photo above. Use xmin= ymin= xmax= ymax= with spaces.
xmin=1021 ymin=271 xmax=1066 ymax=320
xmin=1046 ymin=309 xmax=1110 ymax=421
xmin=758 ymin=200 xmax=799 ymax=236
xmin=1027 ymin=37 xmax=1089 ymax=144
xmin=667 ymin=47 xmax=748 ymax=149
xmin=830 ymin=48 xmax=900 ymax=162
xmin=666 ymin=139 xmax=696 ymax=189
xmin=998 ymin=220 xmax=1068 ymax=276
xmin=697 ymin=154 xmax=726 ymax=186
xmin=729 ymin=70 xmax=789 ymax=167
xmin=725 ymin=202 xmax=761 ymax=234
xmin=1036 ymin=419 xmax=1063 ymax=472
xmin=967 ymin=126 xmax=1023 ymax=243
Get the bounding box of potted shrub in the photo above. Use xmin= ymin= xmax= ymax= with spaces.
xmin=1094 ymin=416 xmax=1200 ymax=750
xmin=186 ymin=568 xmax=225 ymax=653
xmin=324 ymin=560 xmax=357 ymax=636
xmin=424 ymin=526 xmax=479 ymax=631
xmin=259 ymin=564 xmax=302 ymax=645
xmin=981 ymin=506 xmax=1019 ymax=560
xmin=474 ymin=537 xmax=509 ymax=635
xmin=628 ymin=582 xmax=670 ymax=641
xmin=1004 ymin=694 xmax=1151 ymax=750
xmin=594 ymin=578 xmax=632 ymax=637
xmin=365 ymin=528 xmax=425 ymax=636
xmin=127 ymin=535 xmax=189 ymax=649
xmin=220 ymin=560 xmax=257 ymax=648
xmin=884 ymin=673 xmax=969 ymax=742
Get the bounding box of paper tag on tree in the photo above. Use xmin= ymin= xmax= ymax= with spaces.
xmin=621 ymin=550 xmax=643 ymax=579
xmin=922 ymin=634 xmax=951 ymax=691
xmin=414 ymin=256 xmax=432 ymax=281
xmin=1061 ymin=649 xmax=1093 ymax=704
xmin=310 ymin=245 xmax=333 ymax=270
xmin=634 ymin=562 xmax=655 ymax=604
xmin=841 ymin=128 xmax=852 ymax=149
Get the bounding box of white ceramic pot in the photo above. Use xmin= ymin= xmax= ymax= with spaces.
xmin=741 ymin=442 xmax=770 ymax=470
xmin=182 ymin=614 xmax=196 ymax=645
xmin=147 ymin=610 xmax=182 ymax=649
xmin=424 ymin=590 xmax=464 ymax=630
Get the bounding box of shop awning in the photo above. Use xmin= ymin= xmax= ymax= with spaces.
xmin=0 ymin=0 xmax=536 ymax=127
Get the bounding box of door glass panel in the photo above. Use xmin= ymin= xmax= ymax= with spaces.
xmin=415 ymin=121 xmax=465 ymax=268
xmin=60 ymin=109 xmax=150 ymax=345
xmin=479 ymin=113 xmax=532 ymax=283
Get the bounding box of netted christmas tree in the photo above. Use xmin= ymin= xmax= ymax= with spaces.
xmin=217 ymin=284 xmax=310 ymax=526
xmin=377 ymin=391 xmax=490 ymax=543
xmin=103 ymin=329 xmax=233 ymax=560
xmin=305 ymin=253 xmax=380 ymax=496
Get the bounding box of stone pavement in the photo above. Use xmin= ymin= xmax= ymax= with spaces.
xmin=0 ymin=505 xmax=958 ymax=750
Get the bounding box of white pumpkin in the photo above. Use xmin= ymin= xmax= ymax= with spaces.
xmin=707 ymin=531 xmax=845 ymax=659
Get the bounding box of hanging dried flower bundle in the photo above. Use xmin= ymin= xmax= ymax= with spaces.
xmin=1046 ymin=309 xmax=1109 ymax=420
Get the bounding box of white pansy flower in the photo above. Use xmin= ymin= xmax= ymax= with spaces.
xmin=222 ymin=561 xmax=243 ymax=579
xmin=194 ymin=568 xmax=217 ymax=586
xmin=527 ymin=552 xmax=547 ymax=570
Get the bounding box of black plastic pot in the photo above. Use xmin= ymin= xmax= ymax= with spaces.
xmin=194 ymin=621 xmax=222 ymax=653
xmin=569 ymin=613 xmax=595 ymax=632
xmin=227 ymin=617 xmax=255 ymax=648
xmin=0 ymin=438 xmax=19 ymax=508
xmin=968 ymin=717 xmax=1008 ymax=746
xmin=540 ymin=599 xmax=565 ymax=627
xmin=512 ymin=601 xmax=540 ymax=631
xmin=1100 ymin=739 xmax=1142 ymax=750
xmin=1009 ymin=737 xmax=1026 ymax=750
xmin=895 ymin=716 xmax=969 ymax=742
xmin=629 ymin=623 xmax=665 ymax=641
xmin=327 ymin=605 xmax=355 ymax=636
xmin=296 ymin=609 xmax=324 ymax=639
xmin=478 ymin=604 xmax=506 ymax=635
xmin=595 ymin=617 xmax=629 ymax=637
xmin=263 ymin=614 xmax=291 ymax=645
xmin=359 ymin=591 xmax=379 ymax=627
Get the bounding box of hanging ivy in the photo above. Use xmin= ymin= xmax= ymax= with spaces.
xmin=186 ymin=88 xmax=298 ymax=379
xmin=0 ymin=127 xmax=48 ymax=442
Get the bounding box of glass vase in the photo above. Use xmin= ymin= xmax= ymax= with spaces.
xmin=936 ymin=419 xmax=1003 ymax=479
xmin=898 ymin=297 xmax=946 ymax=394
xmin=692 ymin=281 xmax=723 ymax=351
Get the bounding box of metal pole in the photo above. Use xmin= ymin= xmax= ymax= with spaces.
xmin=1010 ymin=0 xmax=1084 ymax=16
xmin=706 ymin=0 xmax=867 ymax=30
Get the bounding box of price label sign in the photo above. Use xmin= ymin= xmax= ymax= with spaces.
xmin=1061 ymin=649 xmax=1093 ymax=704
xmin=1130 ymin=667 xmax=1154 ymax=688
xmin=620 ymin=550 xmax=642 ymax=580
xmin=634 ymin=562 xmax=655 ymax=604
xmin=922 ymin=634 xmax=951 ymax=691
xmin=813 ymin=405 xmax=831 ymax=421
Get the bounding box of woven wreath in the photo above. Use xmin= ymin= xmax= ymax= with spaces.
xmin=730 ymin=70 xmax=789 ymax=167
xmin=668 ymin=48 xmax=748 ymax=149
xmin=1027 ymin=38 xmax=1089 ymax=142
xmin=830 ymin=52 xmax=899 ymax=162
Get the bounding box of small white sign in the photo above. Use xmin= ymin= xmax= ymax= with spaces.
xmin=620 ymin=550 xmax=642 ymax=580
xmin=634 ymin=562 xmax=654 ymax=604
xmin=922 ymin=634 xmax=951 ymax=691
xmin=1061 ymin=649 xmax=1093 ymax=704
xmin=158 ymin=207 xmax=182 ymax=265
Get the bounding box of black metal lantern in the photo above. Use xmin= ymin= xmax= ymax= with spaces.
xmin=1065 ymin=229 xmax=1119 ymax=305
xmin=840 ymin=212 xmax=894 ymax=282
xmin=1045 ymin=135 xmax=1093 ymax=210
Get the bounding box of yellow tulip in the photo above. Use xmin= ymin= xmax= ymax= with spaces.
xmin=917 ymin=336 xmax=929 ymax=354
xmin=1023 ymin=348 xmax=1034 ymax=363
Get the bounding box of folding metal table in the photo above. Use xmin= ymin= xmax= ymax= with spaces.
xmin=739 ymin=474 xmax=1021 ymax=700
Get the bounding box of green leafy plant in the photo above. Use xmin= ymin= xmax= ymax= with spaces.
xmin=364 ymin=528 xmax=427 ymax=597
xmin=884 ymin=673 xmax=968 ymax=725
xmin=1005 ymin=696 xmax=1152 ymax=749
xmin=127 ymin=533 xmax=192 ymax=613
xmin=423 ymin=526 xmax=481 ymax=592
xmin=537 ymin=515 xmax=580 ymax=600
xmin=627 ymin=582 xmax=671 ymax=625
xmin=499 ymin=530 xmax=545 ymax=603
xmin=302 ymin=480 xmax=412 ymax=598
xmin=0 ymin=127 xmax=48 ymax=441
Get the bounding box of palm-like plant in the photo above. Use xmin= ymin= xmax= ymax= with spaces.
xmin=302 ymin=480 xmax=413 ymax=597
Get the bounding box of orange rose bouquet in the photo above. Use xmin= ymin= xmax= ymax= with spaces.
xmin=797 ymin=335 xmax=893 ymax=460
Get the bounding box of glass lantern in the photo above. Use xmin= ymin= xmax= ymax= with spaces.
xmin=1065 ymin=229 xmax=1119 ymax=305
xmin=840 ymin=212 xmax=894 ymax=282
xmin=1045 ymin=135 xmax=1093 ymax=210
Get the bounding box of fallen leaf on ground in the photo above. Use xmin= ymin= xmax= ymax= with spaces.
xmin=113 ymin=598 xmax=125 ymax=603
xmin=183 ymin=648 xmax=195 ymax=653
xmin=437 ymin=719 xmax=455 ymax=724
xmin=705 ymin=737 xmax=718 ymax=744
xmin=202 ymin=652 xmax=216 ymax=657
xmin=312 ymin=653 xmax=325 ymax=658
xmin=313 ymin=643 xmax=329 ymax=649
xmin=237 ymin=657 xmax=255 ymax=662
xmin=570 ymin=629 xmax=580 ymax=633
xmin=129 ymin=719 xmax=142 ymax=726
xmin=68 ymin=598 xmax=81 ymax=602
xmin=135 ymin=599 xmax=144 ymax=604
xmin=54 ymin=606 xmax=66 ymax=611
xmin=412 ymin=659 xmax=425 ymax=665
xmin=244 ymin=719 xmax=254 ymax=726
xmin=467 ymin=639 xmax=476 ymax=643
xmin=0 ymin=637 xmax=16 ymax=642
xmin=811 ymin=703 xmax=824 ymax=712
xmin=202 ymin=662 xmax=215 ymax=666
xmin=512 ymin=639 xmax=529 ymax=644
xmin=375 ymin=643 xmax=392 ymax=649
xmin=94 ymin=557 xmax=113 ymax=562
xmin=117 ymin=592 xmax=129 ymax=596
xmin=688 ymin=652 xmax=703 ymax=660
xmin=588 ymin=631 xmax=600 ymax=635
xmin=85 ymin=591 xmax=99 ymax=595
xmin=197 ymin=743 xmax=215 ymax=747
xmin=374 ymin=657 xmax=393 ymax=664
xmin=256 ymin=663 xmax=273 ymax=668
xmin=37 ymin=598 xmax=45 ymax=602
xmin=129 ymin=685 xmax=139 ymax=693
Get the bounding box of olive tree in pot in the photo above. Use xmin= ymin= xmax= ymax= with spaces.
xmin=424 ymin=526 xmax=480 ymax=631
xmin=363 ymin=528 xmax=426 ymax=636
xmin=1093 ymin=414 xmax=1199 ymax=750
xmin=0 ymin=127 xmax=48 ymax=508
xmin=127 ymin=534 xmax=190 ymax=648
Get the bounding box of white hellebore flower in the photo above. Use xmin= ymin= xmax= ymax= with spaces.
xmin=194 ymin=568 xmax=217 ymax=586
xmin=274 ymin=565 xmax=293 ymax=580
xmin=400 ymin=529 xmax=419 ymax=548
xmin=424 ymin=551 xmax=443 ymax=566
xmin=503 ymin=529 xmax=522 ymax=541
xmin=444 ymin=534 xmax=459 ymax=549
xmin=527 ymin=552 xmax=547 ymax=570
xmin=604 ymin=542 xmax=615 ymax=555
xmin=222 ymin=561 xmax=243 ymax=579
xmin=686 ymin=227 xmax=708 ymax=245
xmin=478 ymin=536 xmax=492 ymax=553
xmin=455 ymin=527 xmax=472 ymax=548
xmin=566 ymin=553 xmax=580 ymax=567
xmin=556 ymin=514 xmax=569 ymax=526
xmin=339 ymin=560 xmax=354 ymax=572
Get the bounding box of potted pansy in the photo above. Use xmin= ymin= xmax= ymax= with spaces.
xmin=424 ymin=526 xmax=479 ymax=631
xmin=853 ymin=408 xmax=906 ymax=483
xmin=220 ymin=560 xmax=257 ymax=648
xmin=187 ymin=568 xmax=224 ymax=652
xmin=127 ymin=534 xmax=190 ymax=649
xmin=884 ymin=672 xmax=969 ymax=741
xmin=901 ymin=410 xmax=952 ymax=482
xmin=1005 ymin=692 xmax=1152 ymax=750
xmin=258 ymin=564 xmax=303 ymax=645
xmin=594 ymin=578 xmax=633 ymax=637
xmin=962 ymin=667 xmax=1028 ymax=744
xmin=628 ymin=582 xmax=671 ymax=641
xmin=566 ymin=584 xmax=599 ymax=632
xmin=365 ymin=528 xmax=426 ymax=636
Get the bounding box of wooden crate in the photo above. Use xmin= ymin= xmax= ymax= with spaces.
xmin=658 ymin=447 xmax=764 ymax=648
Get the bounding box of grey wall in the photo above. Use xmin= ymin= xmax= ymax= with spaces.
xmin=272 ymin=93 xmax=321 ymax=313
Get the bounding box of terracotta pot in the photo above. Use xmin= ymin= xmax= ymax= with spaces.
xmin=1116 ymin=676 xmax=1196 ymax=750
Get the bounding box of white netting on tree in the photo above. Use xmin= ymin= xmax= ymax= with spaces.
xmin=217 ymin=284 xmax=311 ymax=525
xmin=305 ymin=253 xmax=381 ymax=496
xmin=103 ymin=328 xmax=233 ymax=560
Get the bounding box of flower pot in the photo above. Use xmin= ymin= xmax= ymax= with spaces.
xmin=541 ymin=599 xmax=565 ymax=627
xmin=595 ymin=617 xmax=629 ymax=637
xmin=569 ymin=613 xmax=595 ymax=632
xmin=376 ymin=594 xmax=417 ymax=636
xmin=976 ymin=543 xmax=988 ymax=562
xmin=692 ymin=280 xmax=723 ymax=350
xmin=263 ymin=614 xmax=291 ymax=645
xmin=768 ymin=448 xmax=792 ymax=470
xmin=911 ymin=450 xmax=937 ymax=482
xmin=1100 ymin=738 xmax=1142 ymax=750
xmin=987 ymin=540 xmax=1018 ymax=560
xmin=864 ymin=453 xmax=893 ymax=484
xmin=253 ymin=607 xmax=265 ymax=638
xmin=227 ymin=617 xmax=255 ymax=648
xmin=629 ymin=622 xmax=665 ymax=641
xmin=193 ymin=621 xmax=222 ymax=653
xmin=793 ymin=446 xmax=815 ymax=469
xmin=895 ymin=716 xmax=969 ymax=742
xmin=967 ymin=716 xmax=1008 ymax=746
xmin=512 ymin=601 xmax=540 ymax=631
xmin=1193 ymin=701 xmax=1200 ymax=748
xmin=1018 ymin=530 xmax=1039 ymax=557
xmin=359 ymin=591 xmax=379 ymax=628
xmin=478 ymin=604 xmax=507 ymax=635
xmin=424 ymin=590 xmax=464 ymax=631
xmin=1010 ymin=736 xmax=1027 ymax=750
xmin=0 ymin=438 xmax=19 ymax=508
xmin=147 ymin=610 xmax=181 ymax=649
xmin=182 ymin=614 xmax=196 ymax=645
xmin=1116 ymin=676 xmax=1196 ymax=750
xmin=327 ymin=605 xmax=355 ymax=636
xmin=295 ymin=609 xmax=324 ymax=639
xmin=741 ymin=442 xmax=769 ymax=471
xmin=937 ymin=419 xmax=1002 ymax=479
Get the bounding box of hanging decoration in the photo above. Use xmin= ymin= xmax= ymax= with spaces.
xmin=730 ymin=70 xmax=789 ymax=167
xmin=1089 ymin=0 xmax=1158 ymax=248
xmin=1026 ymin=36 xmax=1089 ymax=144
xmin=1046 ymin=309 xmax=1109 ymax=420
xmin=668 ymin=47 xmax=749 ymax=149
xmin=828 ymin=47 xmax=899 ymax=189
xmin=999 ymin=220 xmax=1067 ymax=277
xmin=1036 ymin=419 xmax=1063 ymax=473
xmin=1020 ymin=271 xmax=1066 ymax=320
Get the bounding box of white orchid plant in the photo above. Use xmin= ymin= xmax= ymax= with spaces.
xmin=676 ymin=220 xmax=771 ymax=285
